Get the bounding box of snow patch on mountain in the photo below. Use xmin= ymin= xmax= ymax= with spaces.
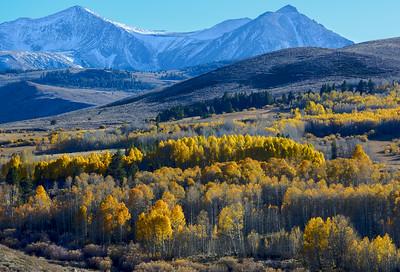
xmin=0 ymin=51 xmax=81 ymax=71
xmin=188 ymin=18 xmax=252 ymax=40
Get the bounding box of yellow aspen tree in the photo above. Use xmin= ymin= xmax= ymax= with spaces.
xmin=78 ymin=190 xmax=94 ymax=240
xmin=136 ymin=200 xmax=173 ymax=256
xmin=1 ymin=154 xmax=22 ymax=178
xmin=123 ymin=147 xmax=143 ymax=165
xmin=218 ymin=203 xmax=244 ymax=255
xmin=218 ymin=203 xmax=244 ymax=235
xmin=370 ymin=234 xmax=398 ymax=269
xmin=170 ymin=204 xmax=186 ymax=232
xmin=16 ymin=185 xmax=53 ymax=230
xmin=99 ymin=195 xmax=131 ymax=242
xmin=352 ymin=144 xmax=372 ymax=163
xmin=32 ymin=185 xmax=52 ymax=211
xmin=303 ymin=217 xmax=330 ymax=270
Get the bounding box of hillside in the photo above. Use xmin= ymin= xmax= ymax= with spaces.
xmin=0 ymin=245 xmax=87 ymax=271
xmin=342 ymin=37 xmax=400 ymax=61
xmin=120 ymin=41 xmax=400 ymax=106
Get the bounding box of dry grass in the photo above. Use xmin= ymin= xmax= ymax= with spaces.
xmin=0 ymin=244 xmax=89 ymax=272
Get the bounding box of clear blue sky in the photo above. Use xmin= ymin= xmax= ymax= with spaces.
xmin=1 ymin=0 xmax=398 ymax=43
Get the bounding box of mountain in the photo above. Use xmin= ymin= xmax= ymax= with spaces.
xmin=0 ymin=6 xmax=156 ymax=70
xmin=157 ymin=5 xmax=353 ymax=69
xmin=0 ymin=5 xmax=353 ymax=71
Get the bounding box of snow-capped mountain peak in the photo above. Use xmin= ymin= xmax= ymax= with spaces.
xmin=61 ymin=5 xmax=92 ymax=14
xmin=61 ymin=5 xmax=165 ymax=35
xmin=43 ymin=5 xmax=98 ymax=21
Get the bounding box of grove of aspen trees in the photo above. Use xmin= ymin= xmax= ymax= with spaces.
xmin=2 ymin=81 xmax=400 ymax=271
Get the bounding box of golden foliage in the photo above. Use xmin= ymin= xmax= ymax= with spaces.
xmin=136 ymin=201 xmax=172 ymax=246
xmin=218 ymin=203 xmax=244 ymax=236
xmin=123 ymin=147 xmax=143 ymax=165
xmin=100 ymin=195 xmax=131 ymax=233
xmin=303 ymin=217 xmax=330 ymax=254
xmin=155 ymin=135 xmax=325 ymax=168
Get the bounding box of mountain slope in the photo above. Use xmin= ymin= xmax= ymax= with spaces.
xmin=342 ymin=37 xmax=400 ymax=61
xmin=0 ymin=51 xmax=80 ymax=71
xmin=0 ymin=245 xmax=88 ymax=272
xmin=187 ymin=18 xmax=252 ymax=40
xmin=0 ymin=5 xmax=353 ymax=71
